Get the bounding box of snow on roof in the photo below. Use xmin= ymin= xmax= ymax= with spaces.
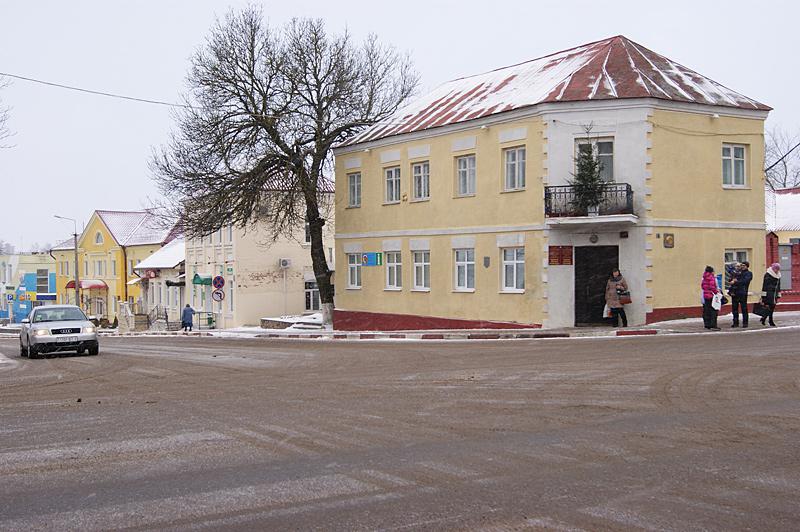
xmin=95 ymin=210 xmax=176 ymax=247
xmin=341 ymin=35 xmax=770 ymax=147
xmin=51 ymin=237 xmax=75 ymax=251
xmin=132 ymin=238 xmax=185 ymax=270
xmin=773 ymin=188 xmax=800 ymax=232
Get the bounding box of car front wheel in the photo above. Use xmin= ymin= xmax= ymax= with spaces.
xmin=87 ymin=342 xmax=99 ymax=356
xmin=28 ymin=342 xmax=39 ymax=359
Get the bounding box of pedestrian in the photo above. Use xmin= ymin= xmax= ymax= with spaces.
xmin=701 ymin=265 xmax=721 ymax=331
xmin=760 ymin=263 xmax=782 ymax=327
xmin=729 ymin=261 xmax=752 ymax=328
xmin=181 ymin=304 xmax=195 ymax=332
xmin=605 ymin=268 xmax=628 ymax=327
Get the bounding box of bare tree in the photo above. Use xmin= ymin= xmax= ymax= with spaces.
xmin=151 ymin=8 xmax=417 ymax=324
xmin=765 ymin=126 xmax=800 ymax=190
xmin=0 ymin=76 xmax=11 ymax=148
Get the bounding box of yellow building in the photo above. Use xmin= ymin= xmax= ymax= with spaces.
xmin=52 ymin=210 xmax=178 ymax=321
xmin=333 ymin=36 xmax=770 ymax=330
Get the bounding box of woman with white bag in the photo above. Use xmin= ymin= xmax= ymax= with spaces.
xmin=701 ymin=265 xmax=722 ymax=331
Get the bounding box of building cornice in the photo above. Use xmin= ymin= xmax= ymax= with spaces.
xmin=333 ymin=98 xmax=769 ymax=156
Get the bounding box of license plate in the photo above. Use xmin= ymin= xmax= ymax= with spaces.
xmin=56 ymin=336 xmax=77 ymax=343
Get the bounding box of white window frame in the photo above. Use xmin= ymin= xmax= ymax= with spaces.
xmin=503 ymin=147 xmax=526 ymax=191
xmin=722 ymin=143 xmax=747 ymax=187
xmin=385 ymin=251 xmax=402 ymax=290
xmin=347 ymin=253 xmax=362 ymax=289
xmin=454 ymin=248 xmax=475 ymax=291
xmin=385 ymin=166 xmax=401 ymax=204
xmin=413 ymin=250 xmax=430 ymax=291
xmin=724 ymin=248 xmax=750 ymax=288
xmin=576 ymin=138 xmax=614 ymax=182
xmin=456 ymin=155 xmax=476 ymax=196
xmin=412 ymin=161 xmax=430 ymax=201
xmin=501 ymin=247 xmax=525 ymax=292
xmin=305 ymin=281 xmax=320 ymax=311
xmin=95 ymin=232 xmax=104 ymax=245
xmin=348 ymin=172 xmax=362 ymax=207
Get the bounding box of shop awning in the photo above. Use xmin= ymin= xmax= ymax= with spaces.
xmin=65 ymin=279 xmax=108 ymax=290
xmin=126 ymin=277 xmax=142 ymax=285
xmin=192 ymin=273 xmax=212 ymax=286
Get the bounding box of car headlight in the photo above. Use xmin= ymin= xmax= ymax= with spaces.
xmin=83 ymin=326 xmax=96 ymax=334
xmin=34 ymin=329 xmax=49 ymax=336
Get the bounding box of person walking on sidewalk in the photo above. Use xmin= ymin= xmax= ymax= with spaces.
xmin=605 ymin=269 xmax=629 ymax=327
xmin=729 ymin=261 xmax=752 ymax=328
xmin=181 ymin=304 xmax=196 ymax=332
xmin=760 ymin=263 xmax=782 ymax=327
xmin=701 ymin=266 xmax=721 ymax=331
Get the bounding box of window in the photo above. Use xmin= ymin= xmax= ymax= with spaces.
xmin=215 ymin=228 xmax=222 ymax=244
xmin=576 ymin=139 xmax=614 ymax=182
xmin=128 ymin=260 xmax=135 ymax=276
xmin=504 ymin=147 xmax=526 ymax=190
xmin=413 ymin=250 xmax=430 ymax=290
xmin=347 ymin=253 xmax=362 ymax=289
xmin=412 ymin=162 xmax=430 ymax=200
xmin=84 ymin=261 xmax=89 ymax=277
xmin=64 ymin=261 xmax=69 ymax=277
xmin=348 ymin=172 xmax=361 ymax=207
xmin=304 ymin=221 xmax=312 ymax=244
xmin=456 ymin=155 xmax=476 ymax=196
xmin=722 ymin=144 xmax=746 ymax=187
xmin=454 ymin=248 xmax=475 ymax=290
xmin=385 ymin=167 xmax=401 ymax=203
xmin=36 ymin=269 xmax=49 ymax=293
xmin=305 ymin=281 xmax=320 ymax=311
xmin=94 ymin=260 xmax=105 ymax=277
xmin=227 ymin=224 xmax=233 ymax=243
xmin=111 ymin=260 xmax=117 ymax=276
xmin=95 ymin=232 xmax=103 ymax=245
xmin=501 ymin=247 xmax=525 ymax=291
xmin=385 ymin=251 xmax=402 ymax=289
xmin=229 ymin=282 xmax=234 ymax=312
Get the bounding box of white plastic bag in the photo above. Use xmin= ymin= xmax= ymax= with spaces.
xmin=603 ymin=304 xmax=612 ymax=318
xmin=711 ymin=292 xmax=722 ymax=311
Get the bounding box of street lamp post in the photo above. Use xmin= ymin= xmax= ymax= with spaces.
xmin=54 ymin=215 xmax=80 ymax=307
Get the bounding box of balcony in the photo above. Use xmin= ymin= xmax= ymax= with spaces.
xmin=544 ymin=183 xmax=638 ymax=227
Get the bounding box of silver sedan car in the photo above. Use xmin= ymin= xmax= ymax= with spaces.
xmin=20 ymin=305 xmax=99 ymax=358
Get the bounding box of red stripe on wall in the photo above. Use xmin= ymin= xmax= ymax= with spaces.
xmin=333 ymin=309 xmax=540 ymax=331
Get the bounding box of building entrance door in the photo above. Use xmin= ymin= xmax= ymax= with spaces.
xmin=574 ymin=246 xmax=619 ymax=326
xmin=778 ymin=244 xmax=792 ymax=290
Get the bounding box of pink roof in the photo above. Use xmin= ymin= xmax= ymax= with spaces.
xmin=342 ymin=36 xmax=770 ymax=147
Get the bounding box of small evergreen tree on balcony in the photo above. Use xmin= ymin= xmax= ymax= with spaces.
xmin=570 ymin=127 xmax=605 ymax=214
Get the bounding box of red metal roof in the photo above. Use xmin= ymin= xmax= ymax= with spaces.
xmin=65 ymin=279 xmax=108 ymax=290
xmin=341 ymin=36 xmax=770 ymax=147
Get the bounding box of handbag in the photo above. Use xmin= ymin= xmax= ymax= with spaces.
xmin=752 ymin=302 xmax=769 ymax=317
xmin=618 ymin=292 xmax=632 ymax=305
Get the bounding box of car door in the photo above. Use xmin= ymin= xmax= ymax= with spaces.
xmin=21 ymin=310 xmax=32 ymax=346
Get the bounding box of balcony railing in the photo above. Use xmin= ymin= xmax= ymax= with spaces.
xmin=545 ymin=183 xmax=634 ymax=218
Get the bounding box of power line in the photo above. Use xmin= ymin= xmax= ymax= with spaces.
xmin=0 ymin=71 xmax=189 ymax=108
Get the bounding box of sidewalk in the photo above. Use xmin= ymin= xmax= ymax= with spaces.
xmin=7 ymin=312 xmax=797 ymax=342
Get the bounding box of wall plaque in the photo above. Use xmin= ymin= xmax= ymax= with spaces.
xmin=548 ymin=246 xmax=573 ymax=266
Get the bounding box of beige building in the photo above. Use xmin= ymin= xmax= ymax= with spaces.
xmin=333 ymin=36 xmax=769 ymax=330
xmin=185 ymin=217 xmax=335 ymax=329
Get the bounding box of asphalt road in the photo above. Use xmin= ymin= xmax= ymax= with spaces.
xmin=0 ymin=331 xmax=799 ymax=531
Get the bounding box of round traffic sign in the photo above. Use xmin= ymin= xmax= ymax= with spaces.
xmin=212 ymin=275 xmax=225 ymax=289
xmin=212 ymin=289 xmax=225 ymax=302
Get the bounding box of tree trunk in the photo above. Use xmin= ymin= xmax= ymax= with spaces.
xmin=307 ymin=206 xmax=334 ymax=326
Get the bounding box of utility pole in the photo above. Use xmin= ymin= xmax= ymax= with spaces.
xmin=54 ymin=215 xmax=80 ymax=307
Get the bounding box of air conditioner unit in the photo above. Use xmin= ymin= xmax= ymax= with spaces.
xmin=278 ymin=258 xmax=292 ymax=269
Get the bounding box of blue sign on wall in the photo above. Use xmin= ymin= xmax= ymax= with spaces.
xmin=361 ymin=252 xmax=383 ymax=266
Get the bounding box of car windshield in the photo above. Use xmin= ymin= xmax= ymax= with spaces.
xmin=32 ymin=308 xmax=87 ymax=323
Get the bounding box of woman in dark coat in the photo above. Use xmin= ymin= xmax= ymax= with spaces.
xmin=760 ymin=263 xmax=781 ymax=326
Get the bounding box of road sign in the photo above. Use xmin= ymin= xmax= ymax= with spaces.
xmin=5 ymin=294 xmax=12 ymax=301
xmin=211 ymin=289 xmax=225 ymax=302
xmin=212 ymin=276 xmax=225 ymax=290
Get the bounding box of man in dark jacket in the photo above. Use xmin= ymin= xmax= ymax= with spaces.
xmin=730 ymin=261 xmax=752 ymax=328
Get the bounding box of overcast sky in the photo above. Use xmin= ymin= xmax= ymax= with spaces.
xmin=0 ymin=0 xmax=796 ymax=250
